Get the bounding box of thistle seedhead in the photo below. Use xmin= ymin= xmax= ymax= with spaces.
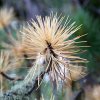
xmin=0 ymin=51 xmax=21 ymax=93
xmin=0 ymin=7 xmax=14 ymax=29
xmin=22 ymin=13 xmax=87 ymax=85
xmin=0 ymin=51 xmax=13 ymax=73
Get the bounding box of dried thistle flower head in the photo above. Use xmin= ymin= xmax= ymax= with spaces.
xmin=0 ymin=51 xmax=15 ymax=93
xmin=22 ymin=13 xmax=87 ymax=85
xmin=0 ymin=7 xmax=14 ymax=28
xmin=0 ymin=51 xmax=13 ymax=73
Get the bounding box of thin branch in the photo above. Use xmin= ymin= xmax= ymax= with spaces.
xmin=0 ymin=72 xmax=23 ymax=81
xmin=25 ymin=71 xmax=45 ymax=96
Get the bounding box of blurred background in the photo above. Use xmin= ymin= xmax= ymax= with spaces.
xmin=0 ymin=0 xmax=100 ymax=100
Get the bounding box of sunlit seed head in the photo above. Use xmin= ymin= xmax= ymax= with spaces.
xmin=0 ymin=7 xmax=14 ymax=28
xmin=0 ymin=51 xmax=12 ymax=73
xmin=0 ymin=51 xmax=17 ymax=93
xmin=22 ymin=13 xmax=87 ymax=85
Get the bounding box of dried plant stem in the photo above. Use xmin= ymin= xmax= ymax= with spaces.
xmin=64 ymin=85 xmax=73 ymax=100
xmin=0 ymin=76 xmax=3 ymax=95
xmin=0 ymin=72 xmax=23 ymax=81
